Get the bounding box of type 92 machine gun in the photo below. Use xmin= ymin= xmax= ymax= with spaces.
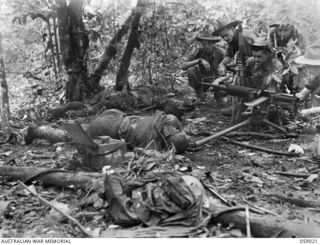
xmin=189 ymin=82 xmax=298 ymax=148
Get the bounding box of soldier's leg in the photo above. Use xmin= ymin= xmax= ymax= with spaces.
xmin=187 ymin=66 xmax=203 ymax=98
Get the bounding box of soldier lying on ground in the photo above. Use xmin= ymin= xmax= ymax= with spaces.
xmin=48 ymin=86 xmax=194 ymax=120
xmin=25 ymin=109 xmax=190 ymax=153
xmin=181 ymin=31 xmax=224 ymax=100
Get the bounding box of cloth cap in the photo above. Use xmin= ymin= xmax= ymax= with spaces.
xmin=195 ymin=31 xmax=220 ymax=43
xmin=295 ymin=43 xmax=320 ymax=66
xmin=250 ymin=37 xmax=271 ymax=52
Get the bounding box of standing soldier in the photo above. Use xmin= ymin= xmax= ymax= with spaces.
xmin=181 ymin=32 xmax=224 ymax=101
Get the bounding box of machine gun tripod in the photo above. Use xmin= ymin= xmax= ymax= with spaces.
xmin=189 ymin=82 xmax=298 ymax=148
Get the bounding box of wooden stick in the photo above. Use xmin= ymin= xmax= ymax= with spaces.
xmin=264 ymin=192 xmax=320 ymax=208
xmin=220 ymin=136 xmax=299 ymax=157
xmin=227 ymin=131 xmax=278 ymax=139
xmin=274 ymin=171 xmax=310 ymax=178
xmin=18 ymin=180 xmax=94 ymax=238
xmin=202 ymin=182 xmax=232 ymax=207
xmin=245 ymin=206 xmax=251 ymax=238
xmin=243 ymin=200 xmax=281 ymax=217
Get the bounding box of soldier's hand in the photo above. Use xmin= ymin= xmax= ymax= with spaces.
xmin=235 ymin=61 xmax=244 ymax=71
xmin=200 ymin=59 xmax=210 ymax=71
xmin=199 ymin=58 xmax=210 ymax=73
xmin=218 ymin=64 xmax=226 ymax=76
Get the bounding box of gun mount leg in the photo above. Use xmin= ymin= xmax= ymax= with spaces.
xmin=193 ymin=119 xmax=251 ymax=147
xmin=262 ymin=118 xmax=287 ymax=134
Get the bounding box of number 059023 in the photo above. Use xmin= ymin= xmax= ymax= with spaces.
xmin=300 ymin=239 xmax=318 ymax=243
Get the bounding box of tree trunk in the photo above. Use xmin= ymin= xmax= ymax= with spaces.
xmin=52 ymin=15 xmax=61 ymax=69
xmin=56 ymin=0 xmax=89 ymax=101
xmin=115 ymin=0 xmax=145 ymax=91
xmin=0 ymin=33 xmax=10 ymax=136
xmin=90 ymin=13 xmax=133 ymax=87
xmin=47 ymin=20 xmax=58 ymax=79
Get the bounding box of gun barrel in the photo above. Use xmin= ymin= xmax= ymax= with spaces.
xmin=201 ymin=82 xmax=255 ymax=97
xmin=260 ymin=91 xmax=298 ymax=103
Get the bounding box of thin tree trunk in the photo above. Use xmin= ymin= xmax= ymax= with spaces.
xmin=115 ymin=0 xmax=145 ymax=91
xmin=0 ymin=33 xmax=10 ymax=136
xmin=56 ymin=0 xmax=89 ymax=101
xmin=90 ymin=14 xmax=133 ymax=87
xmin=56 ymin=0 xmax=70 ymax=67
xmin=47 ymin=20 xmax=58 ymax=79
xmin=52 ymin=15 xmax=61 ymax=69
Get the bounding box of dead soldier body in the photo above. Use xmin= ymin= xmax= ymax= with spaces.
xmin=25 ymin=109 xmax=189 ymax=153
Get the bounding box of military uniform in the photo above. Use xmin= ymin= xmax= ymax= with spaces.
xmin=186 ymin=46 xmax=224 ymax=96
xmin=245 ymin=57 xmax=283 ymax=91
xmin=225 ymin=29 xmax=256 ymax=62
xmin=305 ymin=75 xmax=320 ymax=91
xmin=269 ymin=25 xmax=301 ymax=48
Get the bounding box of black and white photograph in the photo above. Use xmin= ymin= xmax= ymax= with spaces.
xmin=0 ymin=0 xmax=319 ymax=240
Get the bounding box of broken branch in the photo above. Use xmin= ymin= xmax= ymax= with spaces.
xmin=264 ymin=192 xmax=320 ymax=208
xmin=274 ymin=171 xmax=310 ymax=178
xmin=18 ymin=180 xmax=94 ymax=238
xmin=220 ymin=136 xmax=299 ymax=156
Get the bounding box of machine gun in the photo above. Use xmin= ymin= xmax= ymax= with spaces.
xmin=189 ymin=82 xmax=298 ymax=148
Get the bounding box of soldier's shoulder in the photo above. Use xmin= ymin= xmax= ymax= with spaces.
xmin=214 ymin=46 xmax=225 ymax=55
xmin=242 ymin=28 xmax=257 ymax=42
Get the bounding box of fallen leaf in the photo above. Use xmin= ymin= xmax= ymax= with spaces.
xmin=306 ymin=174 xmax=319 ymax=183
xmin=243 ymin=173 xmax=264 ymax=185
xmin=288 ymin=144 xmax=304 ymax=155
xmin=47 ymin=200 xmax=72 ymax=222
xmin=0 ymin=200 xmax=10 ymax=213
xmin=24 ymin=185 xmax=37 ymax=195
xmin=179 ymin=166 xmax=189 ymax=172
xmin=0 ymin=151 xmax=13 ymax=157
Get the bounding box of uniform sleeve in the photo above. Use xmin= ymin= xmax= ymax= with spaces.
xmin=271 ymin=58 xmax=284 ymax=84
xmin=186 ymin=47 xmax=202 ymax=61
xmin=225 ymin=44 xmax=233 ymax=58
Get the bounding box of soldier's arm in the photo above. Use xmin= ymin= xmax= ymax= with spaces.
xmin=181 ymin=59 xmax=201 ymax=70
xmin=181 ymin=47 xmax=202 ymax=70
xmin=220 ymin=56 xmax=232 ymax=66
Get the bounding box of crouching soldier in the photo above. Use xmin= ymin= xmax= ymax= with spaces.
xmin=294 ymin=43 xmax=320 ymax=102
xmin=181 ymin=31 xmax=224 ymax=100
